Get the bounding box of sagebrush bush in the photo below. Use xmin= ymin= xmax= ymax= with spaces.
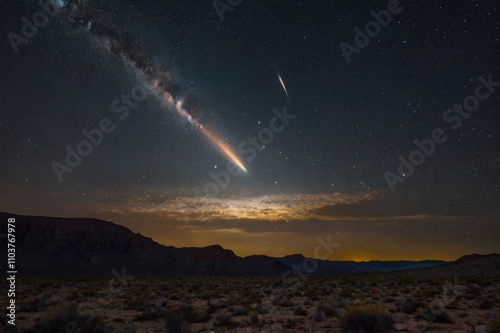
xmin=293 ymin=305 xmax=308 ymax=316
xmin=402 ymin=298 xmax=426 ymax=314
xmin=233 ymin=304 xmax=248 ymax=316
xmin=165 ymin=304 xmax=210 ymax=324
xmin=416 ymin=299 xmax=454 ymax=323
xmin=214 ymin=312 xmax=233 ymax=326
xmin=33 ymin=303 xmax=106 ymax=333
xmin=340 ymin=304 xmax=391 ymax=333
xmin=165 ymin=309 xmax=191 ymax=333
xmin=317 ymin=301 xmax=337 ymax=316
xmin=272 ymin=293 xmax=294 ymax=307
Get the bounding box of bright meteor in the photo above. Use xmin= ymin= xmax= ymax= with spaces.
xmin=277 ymin=73 xmax=291 ymax=104
xmin=58 ymin=0 xmax=247 ymax=174
xmin=175 ymin=100 xmax=248 ymax=173
xmin=150 ymin=79 xmax=247 ymax=173
xmin=147 ymin=71 xmax=248 ymax=175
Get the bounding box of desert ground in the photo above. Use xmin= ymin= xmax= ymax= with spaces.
xmin=1 ymin=273 xmax=499 ymax=333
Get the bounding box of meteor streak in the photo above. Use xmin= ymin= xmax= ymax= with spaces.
xmin=175 ymin=100 xmax=248 ymax=173
xmin=277 ymin=72 xmax=291 ymax=104
xmin=57 ymin=0 xmax=247 ymax=173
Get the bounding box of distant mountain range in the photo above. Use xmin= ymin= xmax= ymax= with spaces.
xmin=405 ymin=253 xmax=500 ymax=277
xmin=276 ymin=254 xmax=445 ymax=274
xmin=1 ymin=212 xmax=498 ymax=277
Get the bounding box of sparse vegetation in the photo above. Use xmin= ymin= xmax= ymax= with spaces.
xmin=416 ymin=299 xmax=454 ymax=323
xmin=5 ymin=274 xmax=499 ymax=332
xmin=33 ymin=303 xmax=106 ymax=333
xmin=402 ymin=298 xmax=426 ymax=314
xmin=340 ymin=304 xmax=392 ymax=333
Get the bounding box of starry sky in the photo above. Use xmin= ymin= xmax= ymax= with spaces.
xmin=1 ymin=0 xmax=499 ymax=261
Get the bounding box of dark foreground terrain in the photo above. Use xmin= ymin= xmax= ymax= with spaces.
xmin=1 ymin=273 xmax=499 ymax=333
xmin=1 ymin=213 xmax=499 ymax=332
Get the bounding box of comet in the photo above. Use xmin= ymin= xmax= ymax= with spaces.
xmin=57 ymin=0 xmax=248 ymax=173
xmin=148 ymin=78 xmax=247 ymax=173
xmin=175 ymin=100 xmax=248 ymax=173
xmin=277 ymin=72 xmax=291 ymax=104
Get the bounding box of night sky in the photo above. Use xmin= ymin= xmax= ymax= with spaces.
xmin=1 ymin=0 xmax=499 ymax=260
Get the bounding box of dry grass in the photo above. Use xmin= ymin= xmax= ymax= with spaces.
xmin=1 ymin=274 xmax=499 ymax=332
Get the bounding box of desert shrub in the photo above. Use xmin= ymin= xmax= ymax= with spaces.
xmin=433 ymin=310 xmax=453 ymax=323
xmin=340 ymin=304 xmax=391 ymax=333
xmin=233 ymin=305 xmax=248 ymax=316
xmin=293 ymin=306 xmax=308 ymax=316
xmin=19 ymin=295 xmax=38 ymax=312
xmin=305 ymin=287 xmax=319 ymax=300
xmin=401 ymin=287 xmax=411 ymax=294
xmin=383 ymin=296 xmax=396 ymax=303
xmin=248 ymin=312 xmax=261 ymax=326
xmin=314 ymin=309 xmax=327 ymax=322
xmin=164 ymin=304 xmax=209 ymax=333
xmin=214 ymin=312 xmax=233 ymax=326
xmin=416 ymin=300 xmax=454 ymax=324
xmin=126 ymin=295 xmax=148 ymax=311
xmin=188 ymin=284 xmax=200 ymax=293
xmin=198 ymin=290 xmax=215 ymax=300
xmin=167 ymin=304 xmax=210 ymax=323
xmin=340 ymin=287 xmax=353 ymax=298
xmin=255 ymin=303 xmax=269 ymax=314
xmin=207 ymin=297 xmax=226 ymax=309
xmin=402 ymin=298 xmax=426 ymax=314
xmin=272 ymin=293 xmax=294 ymax=307
xmin=165 ymin=310 xmax=190 ymax=333
xmin=81 ymin=289 xmax=95 ymax=297
xmin=242 ymin=292 xmax=261 ymax=305
xmin=228 ymin=292 xmax=242 ymax=305
xmin=317 ymin=301 xmax=337 ymax=316
xmin=237 ymin=320 xmax=250 ymax=328
xmin=467 ymin=284 xmax=482 ymax=297
xmin=488 ymin=320 xmax=500 ymax=333
xmin=134 ymin=307 xmax=163 ymax=321
xmin=304 ymin=298 xmax=313 ymax=306
xmin=35 ymin=292 xmax=51 ymax=309
xmin=287 ymin=318 xmax=298 ymax=328
xmin=272 ymin=279 xmax=284 ymax=287
xmin=423 ymin=287 xmax=441 ymax=298
xmin=331 ymin=296 xmax=348 ymax=308
xmin=33 ymin=303 xmax=105 ymax=333
xmin=480 ymin=299 xmax=495 ymax=309
xmin=445 ymin=296 xmax=459 ymax=309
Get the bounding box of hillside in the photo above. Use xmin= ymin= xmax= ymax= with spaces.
xmin=1 ymin=212 xmax=498 ymax=277
xmin=0 ymin=212 xmax=288 ymax=276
